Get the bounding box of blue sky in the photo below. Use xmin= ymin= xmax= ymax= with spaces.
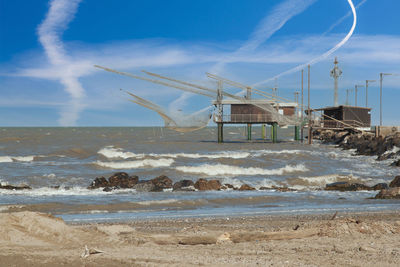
xmin=1 ymin=0 xmax=399 ymax=126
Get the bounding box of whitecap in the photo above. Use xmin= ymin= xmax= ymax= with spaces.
xmin=175 ymin=163 xmax=308 ymax=176
xmin=95 ymin=158 xmax=174 ymax=169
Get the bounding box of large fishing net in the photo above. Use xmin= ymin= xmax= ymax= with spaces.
xmin=124 ymin=90 xmax=212 ymax=133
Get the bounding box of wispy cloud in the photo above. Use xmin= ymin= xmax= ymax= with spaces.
xmin=37 ymin=0 xmax=86 ymax=125
xmin=210 ymin=0 xmax=317 ymax=74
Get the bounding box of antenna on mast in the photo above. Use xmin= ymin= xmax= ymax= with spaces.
xmin=330 ymin=57 xmax=342 ymax=106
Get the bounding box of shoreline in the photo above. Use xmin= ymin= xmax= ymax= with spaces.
xmin=1 ymin=210 xmax=399 ymax=266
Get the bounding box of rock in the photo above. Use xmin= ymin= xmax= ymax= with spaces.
xmin=389 ymin=176 xmax=400 ymax=187
xmin=173 ymin=180 xmax=195 ymax=191
xmin=391 ymin=159 xmax=400 ymax=167
xmin=325 ymin=182 xmax=372 ymax=191
xmin=224 ymin=184 xmax=239 ymax=190
xmin=103 ymin=187 xmax=113 ymax=192
xmin=194 ymin=179 xmax=221 ymax=191
xmin=0 ymin=183 xmax=31 ymax=190
xmin=151 ymin=175 xmax=173 ymax=191
xmin=372 ymin=183 xmax=389 ymax=190
xmin=109 ymin=172 xmax=138 ymax=188
xmin=238 ymin=184 xmax=256 ymax=191
xmin=134 ymin=181 xmax=155 ymax=192
xmin=88 ymin=177 xmax=109 ymax=189
xmin=374 ymin=187 xmax=400 ymax=199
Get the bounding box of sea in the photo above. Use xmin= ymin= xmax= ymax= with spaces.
xmin=0 ymin=127 xmax=399 ymax=223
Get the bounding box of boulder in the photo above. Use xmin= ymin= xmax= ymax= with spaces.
xmin=109 ymin=172 xmax=138 ymax=188
xmin=238 ymin=184 xmax=256 ymax=191
xmin=389 ymin=176 xmax=400 ymax=187
xmin=134 ymin=181 xmax=155 ymax=192
xmin=325 ymin=182 xmax=371 ymax=191
xmin=151 ymin=175 xmax=173 ymax=191
xmin=173 ymin=180 xmax=195 ymax=191
xmin=103 ymin=187 xmax=113 ymax=192
xmin=374 ymin=187 xmax=400 ymax=199
xmin=88 ymin=177 xmax=109 ymax=189
xmin=194 ymin=179 xmax=221 ymax=191
xmin=0 ymin=183 xmax=31 ymax=190
xmin=224 ymin=184 xmax=238 ymax=190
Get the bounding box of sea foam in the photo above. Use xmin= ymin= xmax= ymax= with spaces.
xmin=0 ymin=155 xmax=36 ymax=163
xmin=175 ymin=163 xmax=308 ymax=176
xmin=95 ymin=158 xmax=174 ymax=169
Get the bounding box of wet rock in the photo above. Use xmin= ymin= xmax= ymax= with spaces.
xmin=88 ymin=177 xmax=109 ymax=189
xmin=0 ymin=183 xmax=31 ymax=190
xmin=194 ymin=179 xmax=221 ymax=191
xmin=134 ymin=181 xmax=155 ymax=192
xmin=325 ymin=182 xmax=371 ymax=191
xmin=389 ymin=176 xmax=400 ymax=187
xmin=151 ymin=175 xmax=173 ymax=192
xmin=372 ymin=183 xmax=389 ymax=190
xmin=238 ymin=184 xmax=256 ymax=191
xmin=391 ymin=159 xmax=400 ymax=167
xmin=109 ymin=172 xmax=138 ymax=188
xmin=173 ymin=180 xmax=195 ymax=191
xmin=374 ymin=187 xmax=400 ymax=199
xmin=224 ymin=184 xmax=238 ymax=190
xmin=103 ymin=187 xmax=113 ymax=192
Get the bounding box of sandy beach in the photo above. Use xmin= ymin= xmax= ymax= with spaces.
xmin=0 ymin=211 xmax=399 ymax=266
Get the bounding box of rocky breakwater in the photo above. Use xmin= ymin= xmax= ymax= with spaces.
xmin=0 ymin=182 xmax=31 ymax=190
xmin=374 ymin=176 xmax=400 ymax=199
xmin=88 ymin=173 xmax=260 ymax=192
xmin=313 ymin=129 xmax=400 ymax=166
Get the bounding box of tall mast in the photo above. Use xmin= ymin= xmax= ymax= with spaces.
xmin=330 ymin=57 xmax=342 ymax=106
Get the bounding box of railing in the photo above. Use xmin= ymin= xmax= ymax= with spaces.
xmin=323 ymin=119 xmax=366 ymax=128
xmin=214 ymin=114 xmax=276 ymax=123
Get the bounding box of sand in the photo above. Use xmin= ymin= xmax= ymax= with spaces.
xmin=0 ymin=211 xmax=399 ymax=266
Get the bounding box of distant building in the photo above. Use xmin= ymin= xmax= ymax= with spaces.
xmin=315 ymin=105 xmax=371 ymax=129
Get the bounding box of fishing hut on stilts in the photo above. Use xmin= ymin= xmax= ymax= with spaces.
xmin=94 ymin=65 xmax=303 ymax=143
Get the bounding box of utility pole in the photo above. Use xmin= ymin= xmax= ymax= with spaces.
xmin=301 ymin=69 xmax=304 ymax=142
xmin=308 ymin=65 xmax=312 ymax=145
xmin=330 ymin=57 xmax=342 ymax=106
xmin=365 ymin=80 xmax=376 ymax=107
xmin=354 ymin=84 xmax=364 ymax=107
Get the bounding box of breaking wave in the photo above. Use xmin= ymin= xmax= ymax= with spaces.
xmin=175 ymin=163 xmax=308 ymax=176
xmin=98 ymin=146 xmax=251 ymax=159
xmin=0 ymin=155 xmax=37 ymax=163
xmin=94 ymin=158 xmax=174 ymax=169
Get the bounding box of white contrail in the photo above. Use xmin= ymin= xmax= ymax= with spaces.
xmin=252 ymin=0 xmax=357 ymax=87
xmin=38 ymin=0 xmax=84 ymax=125
xmin=323 ymin=0 xmax=366 ymax=36
xmin=210 ymin=0 xmax=317 ymax=74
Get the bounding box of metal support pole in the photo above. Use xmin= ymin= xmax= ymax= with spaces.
xmin=217 ymin=123 xmax=223 ymax=143
xmin=247 ymin=124 xmax=252 ymax=141
xmin=262 ymin=124 xmax=266 ymax=139
xmin=308 ymin=65 xmax=312 ymax=145
xmin=355 ymin=85 xmax=358 ymax=107
xmin=272 ymin=123 xmax=278 ymax=143
xmin=366 ymin=81 xmax=369 ymax=107
xmin=380 ymin=73 xmax=383 ymax=126
xmin=294 ymin=125 xmax=300 ymax=141
xmin=301 ymin=69 xmax=304 ymax=142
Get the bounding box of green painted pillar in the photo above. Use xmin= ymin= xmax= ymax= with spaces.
xmin=247 ymin=124 xmax=252 ymax=140
xmin=218 ymin=123 xmax=223 ymax=143
xmin=294 ymin=125 xmax=300 ymax=141
xmin=261 ymin=124 xmax=266 ymax=139
xmin=272 ymin=122 xmax=278 ymax=143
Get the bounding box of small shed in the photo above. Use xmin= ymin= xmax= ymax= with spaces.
xmin=316 ymin=105 xmax=371 ymax=128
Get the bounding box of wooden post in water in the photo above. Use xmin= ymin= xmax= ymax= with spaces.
xmin=261 ymin=124 xmax=266 ymax=139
